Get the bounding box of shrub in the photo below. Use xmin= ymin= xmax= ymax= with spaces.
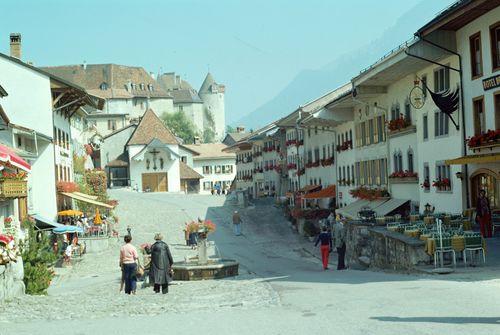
xmin=21 ymin=220 xmax=57 ymax=295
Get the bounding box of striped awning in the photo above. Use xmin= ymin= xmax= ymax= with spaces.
xmin=445 ymin=153 xmax=500 ymax=165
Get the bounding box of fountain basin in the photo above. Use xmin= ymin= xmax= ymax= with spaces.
xmin=172 ymin=258 xmax=239 ymax=281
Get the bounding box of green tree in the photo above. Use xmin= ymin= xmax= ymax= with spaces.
xmin=226 ymin=125 xmax=236 ymax=134
xmin=161 ymin=111 xmax=198 ymax=144
xmin=21 ymin=220 xmax=57 ymax=295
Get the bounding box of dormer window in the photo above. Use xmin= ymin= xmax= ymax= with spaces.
xmin=140 ymin=83 xmax=145 ymax=90
xmin=148 ymin=84 xmax=154 ymax=91
xmin=99 ymin=82 xmax=108 ymax=90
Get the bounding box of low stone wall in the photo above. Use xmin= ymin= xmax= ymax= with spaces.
xmin=80 ymin=237 xmax=110 ymax=254
xmin=0 ymin=258 xmax=25 ymax=301
xmin=346 ymin=221 xmax=428 ymax=271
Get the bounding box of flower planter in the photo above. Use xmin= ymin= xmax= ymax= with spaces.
xmin=388 ymin=124 xmax=417 ymax=138
xmin=0 ymin=179 xmax=28 ymax=198
xmin=389 ymin=177 xmax=419 ymax=184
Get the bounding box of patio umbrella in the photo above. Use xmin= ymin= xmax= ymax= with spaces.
xmin=94 ymin=208 xmax=102 ymax=225
xmin=53 ymin=225 xmax=84 ymax=234
xmin=58 ymin=209 xmax=83 ymax=217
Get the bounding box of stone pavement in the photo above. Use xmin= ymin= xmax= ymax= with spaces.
xmin=2 ymin=190 xmax=500 ymax=335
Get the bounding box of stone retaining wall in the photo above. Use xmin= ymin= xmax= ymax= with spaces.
xmin=0 ymin=258 xmax=25 ymax=301
xmin=345 ymin=221 xmax=428 ymax=271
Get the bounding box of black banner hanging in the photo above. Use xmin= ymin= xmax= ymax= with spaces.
xmin=421 ymin=80 xmax=460 ymax=130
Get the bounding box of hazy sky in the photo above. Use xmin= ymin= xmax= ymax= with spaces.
xmin=1 ymin=0 xmax=452 ymax=124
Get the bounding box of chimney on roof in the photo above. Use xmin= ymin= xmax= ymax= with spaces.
xmin=82 ymin=60 xmax=87 ymax=70
xmin=236 ymin=126 xmax=245 ymax=133
xmin=193 ymin=136 xmax=201 ymax=145
xmin=150 ymin=72 xmax=155 ymax=79
xmin=9 ymin=33 xmax=21 ymax=59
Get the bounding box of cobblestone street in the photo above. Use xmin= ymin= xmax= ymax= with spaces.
xmin=2 ymin=190 xmax=500 ymax=334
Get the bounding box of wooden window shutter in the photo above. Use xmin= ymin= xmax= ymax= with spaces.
xmin=366 ymin=121 xmax=371 ymax=146
xmin=373 ymin=118 xmax=379 ymax=144
xmin=381 ymin=115 xmax=386 ymax=141
xmin=376 ymin=159 xmax=381 ymax=185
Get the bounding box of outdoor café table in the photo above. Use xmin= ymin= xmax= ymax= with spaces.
xmin=404 ymin=229 xmax=420 ymax=238
xmin=462 ymin=220 xmax=472 ymax=231
xmin=451 ymin=235 xmax=465 ymax=252
xmin=425 ymin=238 xmax=436 ymax=256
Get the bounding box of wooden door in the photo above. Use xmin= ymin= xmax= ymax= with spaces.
xmin=142 ymin=173 xmax=168 ymax=192
xmin=157 ymin=173 xmax=168 ymax=192
xmin=18 ymin=198 xmax=28 ymax=221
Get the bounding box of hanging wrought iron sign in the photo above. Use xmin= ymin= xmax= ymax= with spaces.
xmin=414 ymin=77 xmax=460 ymax=130
xmin=409 ymin=84 xmax=426 ymax=109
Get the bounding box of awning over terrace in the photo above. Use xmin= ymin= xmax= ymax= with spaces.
xmin=60 ymin=192 xmax=115 ymax=209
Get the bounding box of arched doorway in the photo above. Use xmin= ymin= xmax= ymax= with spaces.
xmin=471 ymin=169 xmax=499 ymax=209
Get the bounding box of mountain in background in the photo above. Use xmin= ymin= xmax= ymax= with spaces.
xmin=235 ymin=0 xmax=451 ymax=129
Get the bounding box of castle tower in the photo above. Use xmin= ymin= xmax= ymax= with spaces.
xmin=199 ymin=73 xmax=225 ymax=141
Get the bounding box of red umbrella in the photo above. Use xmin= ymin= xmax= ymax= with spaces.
xmin=0 ymin=144 xmax=31 ymax=172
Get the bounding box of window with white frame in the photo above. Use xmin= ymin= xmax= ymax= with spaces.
xmin=203 ymin=181 xmax=212 ymax=190
xmin=434 ymin=111 xmax=449 ymax=137
xmin=433 ymin=66 xmax=450 ymax=92
xmin=407 ymin=149 xmax=414 ymax=173
xmin=436 ymin=163 xmax=451 ymax=191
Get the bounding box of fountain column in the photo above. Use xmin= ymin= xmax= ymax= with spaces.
xmin=198 ymin=236 xmax=208 ymax=265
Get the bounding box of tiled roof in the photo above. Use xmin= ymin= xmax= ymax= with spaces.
xmin=41 ymin=64 xmax=172 ymax=99
xmin=184 ymin=143 xmax=235 ymax=160
xmin=157 ymin=72 xmax=194 ymax=91
xmin=226 ymin=132 xmax=247 ymax=142
xmin=127 ymin=109 xmax=178 ymax=145
xmin=179 ymin=161 xmax=203 ymax=179
xmin=169 ymin=89 xmax=203 ymax=104
xmin=157 ymin=73 xmax=202 ymax=104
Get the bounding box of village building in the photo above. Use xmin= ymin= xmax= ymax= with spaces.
xmin=100 ymin=109 xmax=202 ymax=192
xmin=222 ymin=126 xmax=247 ymax=146
xmin=0 ymin=34 xmax=102 ymax=220
xmin=42 ymin=63 xmax=175 ymax=137
xmin=417 ymin=0 xmax=500 ymax=211
xmin=183 ymin=143 xmax=236 ymax=194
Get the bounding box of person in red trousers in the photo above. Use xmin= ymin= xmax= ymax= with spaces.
xmin=476 ymin=190 xmax=492 ymax=238
xmin=314 ymin=226 xmax=332 ymax=270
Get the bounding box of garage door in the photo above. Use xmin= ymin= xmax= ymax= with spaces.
xmin=142 ymin=173 xmax=168 ymax=192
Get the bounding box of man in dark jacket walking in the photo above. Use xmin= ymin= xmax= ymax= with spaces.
xmin=149 ymin=233 xmax=174 ymax=294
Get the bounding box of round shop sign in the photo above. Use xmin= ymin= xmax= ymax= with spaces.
xmin=409 ymin=86 xmax=426 ymax=109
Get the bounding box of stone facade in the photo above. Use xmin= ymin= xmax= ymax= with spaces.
xmin=345 ymin=221 xmax=428 ymax=271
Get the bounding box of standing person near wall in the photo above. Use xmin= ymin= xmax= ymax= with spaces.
xmin=314 ymin=226 xmax=332 ymax=270
xmin=119 ymin=235 xmax=138 ymax=295
xmin=332 ymin=215 xmax=347 ymax=270
xmin=232 ymin=210 xmax=242 ymax=236
xmin=476 ymin=190 xmax=492 ymax=238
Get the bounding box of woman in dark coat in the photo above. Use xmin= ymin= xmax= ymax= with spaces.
xmin=149 ymin=233 xmax=174 ymax=294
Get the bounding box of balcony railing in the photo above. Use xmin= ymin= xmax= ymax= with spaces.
xmin=0 ymin=179 xmax=28 ymax=198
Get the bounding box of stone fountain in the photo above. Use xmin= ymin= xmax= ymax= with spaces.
xmin=172 ymin=232 xmax=238 ymax=281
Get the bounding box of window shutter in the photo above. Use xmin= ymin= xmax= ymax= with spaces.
xmin=365 ymin=122 xmax=370 ymax=145
xmin=381 ymin=115 xmax=386 ymax=141
xmin=373 ymin=118 xmax=379 ymax=144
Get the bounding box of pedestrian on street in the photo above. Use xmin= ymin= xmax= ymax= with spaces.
xmin=149 ymin=233 xmax=174 ymax=294
xmin=332 ymin=215 xmax=347 ymax=270
xmin=233 ymin=210 xmax=242 ymax=236
xmin=476 ymin=189 xmax=492 ymax=238
xmin=119 ymin=235 xmax=138 ymax=295
xmin=314 ymin=226 xmax=332 ymax=270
